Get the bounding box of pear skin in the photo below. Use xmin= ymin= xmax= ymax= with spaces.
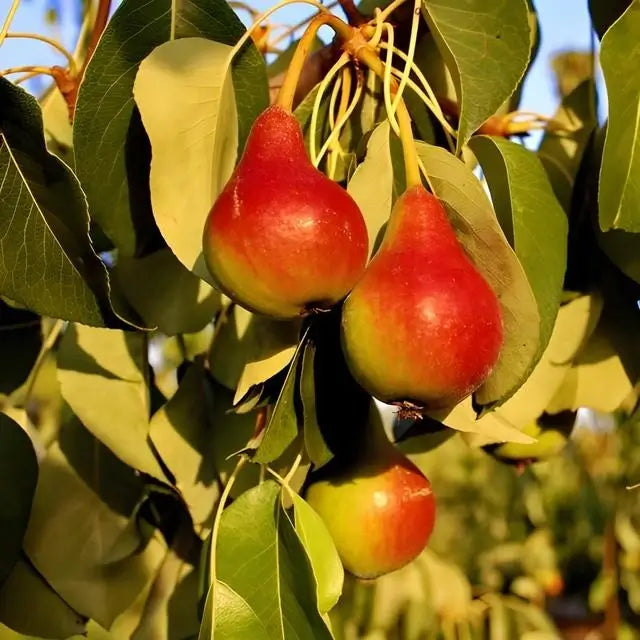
xmin=305 ymin=414 xmax=435 ymax=579
xmin=341 ymin=185 xmax=503 ymax=410
xmin=203 ymin=105 xmax=368 ymax=319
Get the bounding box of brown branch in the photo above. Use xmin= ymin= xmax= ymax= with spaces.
xmin=337 ymin=0 xmax=366 ymax=26
xmin=601 ymin=517 xmax=620 ymax=640
xmin=58 ymin=0 xmax=112 ymax=120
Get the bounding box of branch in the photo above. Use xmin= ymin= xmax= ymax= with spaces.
xmin=337 ymin=0 xmax=365 ymax=25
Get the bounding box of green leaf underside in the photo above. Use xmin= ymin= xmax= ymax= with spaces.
xmin=0 ymin=79 xmax=130 ymax=327
xmin=133 ymin=37 xmax=238 ymax=283
xmin=469 ymin=136 xmax=568 ymax=394
xmin=216 ymin=482 xmax=333 ymax=639
xmin=416 ymin=142 xmax=540 ymax=407
xmin=598 ymin=2 xmax=640 ymax=232
xmin=347 ymin=122 xmax=394 ymax=257
xmin=422 ymin=0 xmax=532 ymax=149
xmin=73 ymin=0 xmax=267 ymax=257
xmin=253 ymin=333 xmax=308 ymax=464
xmin=0 ymin=414 xmax=38 ymax=586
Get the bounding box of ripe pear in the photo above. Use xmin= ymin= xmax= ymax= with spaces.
xmin=304 ymin=411 xmax=436 ymax=579
xmin=341 ymin=185 xmax=503 ymax=411
xmin=203 ymin=105 xmax=368 ymax=319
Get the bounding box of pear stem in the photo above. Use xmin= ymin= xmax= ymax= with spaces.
xmin=352 ymin=44 xmax=422 ymax=188
xmin=275 ymin=13 xmax=354 ymax=112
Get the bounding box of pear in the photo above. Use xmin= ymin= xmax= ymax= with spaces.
xmin=341 ymin=185 xmax=503 ymax=411
xmin=305 ymin=411 xmax=435 ymax=579
xmin=203 ymin=105 xmax=368 ymax=319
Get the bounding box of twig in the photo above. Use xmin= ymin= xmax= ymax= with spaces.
xmin=337 ymin=0 xmax=365 ymax=25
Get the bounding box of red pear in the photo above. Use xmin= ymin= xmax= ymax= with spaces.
xmin=341 ymin=185 xmax=503 ymax=411
xmin=305 ymin=413 xmax=435 ymax=579
xmin=203 ymin=105 xmax=368 ymax=319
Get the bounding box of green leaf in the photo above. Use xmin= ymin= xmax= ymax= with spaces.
xmin=57 ymin=324 xmax=166 ymax=481
xmin=0 ymin=415 xmax=37 ymax=586
xmin=208 ymin=306 xmax=300 ymax=401
xmin=73 ymin=0 xmax=267 ymax=256
xmin=0 ymin=301 xmax=41 ymax=395
xmin=469 ymin=136 xmax=568 ymax=388
xmin=538 ymin=80 xmax=597 ymax=211
xmin=115 ymin=249 xmax=221 ymax=335
xmin=347 ymin=122 xmax=394 ymax=256
xmin=133 ymin=38 xmax=238 ymax=282
xmin=290 ymin=493 xmax=344 ymax=613
xmin=198 ymin=581 xmax=270 ymax=640
xmin=487 ymin=293 xmax=602 ymax=431
xmin=598 ymin=228 xmax=640 ymax=284
xmin=415 ymin=142 xmax=540 ymax=406
xmin=216 ymin=481 xmax=333 ymax=639
xmin=421 ymin=0 xmax=532 ymax=148
xmin=253 ymin=334 xmax=306 ymax=464
xmin=598 ymin=2 xmax=640 ymax=233
xmin=149 ymin=364 xmax=219 ymax=524
xmin=0 ymin=79 xmax=133 ymax=327
xmin=299 ymin=340 xmax=333 ymax=468
xmin=0 ymin=556 xmax=86 ymax=639
xmin=22 ymin=418 xmax=166 ymax=628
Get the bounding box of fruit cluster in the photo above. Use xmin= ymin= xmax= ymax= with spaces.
xmin=203 ymin=103 xmax=503 ymax=578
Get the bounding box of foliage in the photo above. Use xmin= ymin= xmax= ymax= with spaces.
xmin=0 ymin=0 xmax=639 ymax=638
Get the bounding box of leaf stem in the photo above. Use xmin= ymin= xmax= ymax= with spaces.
xmin=5 ymin=32 xmax=78 ymax=74
xmin=170 ymin=0 xmax=177 ymax=40
xmin=0 ymin=0 xmax=20 ymax=48
xmin=375 ymin=0 xmax=408 ymax=23
xmin=0 ymin=65 xmax=58 ymax=79
xmin=276 ymin=13 xmax=353 ymax=111
xmin=352 ymin=42 xmax=422 ymax=188
xmin=208 ymin=454 xmax=248 ymax=639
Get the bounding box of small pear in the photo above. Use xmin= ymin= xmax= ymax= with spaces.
xmin=341 ymin=185 xmax=503 ymax=411
xmin=305 ymin=412 xmax=435 ymax=579
xmin=203 ymin=105 xmax=368 ymax=319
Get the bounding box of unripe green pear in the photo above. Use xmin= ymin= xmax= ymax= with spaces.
xmin=304 ymin=411 xmax=436 ymax=579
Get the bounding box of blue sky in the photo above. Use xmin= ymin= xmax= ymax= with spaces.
xmin=0 ymin=0 xmax=602 ymax=123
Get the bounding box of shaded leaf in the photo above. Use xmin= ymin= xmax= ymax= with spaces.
xmin=116 ymin=249 xmax=220 ymax=335
xmin=134 ymin=38 xmax=238 ymax=282
xmin=421 ymin=0 xmax=532 ymax=148
xmin=73 ymin=0 xmax=267 ymax=256
xmin=598 ymin=228 xmax=640 ymax=284
xmin=149 ymin=364 xmax=219 ymax=524
xmin=598 ymin=2 xmax=640 ymax=232
xmin=347 ymin=122 xmax=394 ymax=257
xmin=290 ymin=493 xmax=344 ymax=613
xmin=0 ymin=301 xmax=41 ymax=395
xmin=253 ymin=334 xmax=307 ymax=464
xmin=538 ymin=80 xmax=597 ymax=211
xmin=299 ymin=340 xmax=333 ymax=468
xmin=589 ymin=0 xmax=633 ymax=39
xmin=469 ymin=136 xmax=568 ymax=390
xmin=0 ymin=415 xmax=38 ymax=586
xmin=57 ymin=324 xmax=166 ymax=480
xmin=0 ymin=556 xmax=86 ymax=639
xmin=0 ymin=79 xmax=133 ymax=327
xmin=22 ymin=418 xmax=166 ymax=628
xmin=416 ymin=142 xmax=540 ymax=406
xmin=216 ymin=481 xmax=333 ymax=639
